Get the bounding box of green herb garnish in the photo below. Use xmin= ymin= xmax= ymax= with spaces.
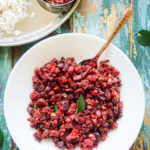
xmin=77 ymin=94 xmax=86 ymax=113
xmin=0 ymin=129 xmax=4 ymax=148
xmin=34 ymin=103 xmax=37 ymax=110
xmin=136 ymin=30 xmax=150 ymax=46
xmin=108 ymin=119 xmax=113 ymax=123
xmin=54 ymin=105 xmax=59 ymax=112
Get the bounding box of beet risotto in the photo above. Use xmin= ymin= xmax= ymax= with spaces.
xmin=27 ymin=57 xmax=123 ymax=150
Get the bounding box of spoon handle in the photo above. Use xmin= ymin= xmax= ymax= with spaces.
xmin=94 ymin=8 xmax=134 ymax=60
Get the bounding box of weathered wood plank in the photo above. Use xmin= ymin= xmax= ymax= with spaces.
xmin=0 ymin=47 xmax=12 ymax=150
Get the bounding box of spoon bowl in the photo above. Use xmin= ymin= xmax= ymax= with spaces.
xmin=37 ymin=0 xmax=76 ymax=14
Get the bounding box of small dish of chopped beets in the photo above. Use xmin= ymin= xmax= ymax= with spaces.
xmin=27 ymin=57 xmax=122 ymax=150
xmin=44 ymin=0 xmax=72 ymax=4
xmin=4 ymin=34 xmax=145 ymax=150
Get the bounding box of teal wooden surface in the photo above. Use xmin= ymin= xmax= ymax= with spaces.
xmin=0 ymin=47 xmax=12 ymax=150
xmin=0 ymin=0 xmax=150 ymax=150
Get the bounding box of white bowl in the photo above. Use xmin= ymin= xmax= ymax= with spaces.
xmin=4 ymin=33 xmax=145 ymax=150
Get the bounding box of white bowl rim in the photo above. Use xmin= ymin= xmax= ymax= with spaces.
xmin=4 ymin=33 xmax=145 ymax=150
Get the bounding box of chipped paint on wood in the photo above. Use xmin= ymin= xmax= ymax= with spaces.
xmin=129 ymin=0 xmax=133 ymax=59
xmin=100 ymin=4 xmax=118 ymax=39
xmin=72 ymin=0 xmax=131 ymax=57
xmin=128 ymin=0 xmax=137 ymax=60
xmin=133 ymin=39 xmax=137 ymax=59
xmin=0 ymin=47 xmax=12 ymax=150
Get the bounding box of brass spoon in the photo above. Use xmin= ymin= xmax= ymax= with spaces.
xmin=80 ymin=8 xmax=134 ymax=66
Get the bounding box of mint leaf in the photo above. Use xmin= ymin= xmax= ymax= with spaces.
xmin=34 ymin=103 xmax=37 ymax=110
xmin=0 ymin=129 xmax=4 ymax=148
xmin=77 ymin=94 xmax=86 ymax=113
xmin=54 ymin=105 xmax=59 ymax=112
xmin=136 ymin=30 xmax=150 ymax=46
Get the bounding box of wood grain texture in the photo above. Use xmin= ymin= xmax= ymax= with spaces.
xmin=0 ymin=0 xmax=150 ymax=150
xmin=0 ymin=47 xmax=12 ymax=150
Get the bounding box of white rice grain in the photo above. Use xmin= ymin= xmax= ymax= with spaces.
xmin=0 ymin=0 xmax=31 ymax=37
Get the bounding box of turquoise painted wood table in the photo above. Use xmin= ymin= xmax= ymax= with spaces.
xmin=0 ymin=0 xmax=150 ymax=150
